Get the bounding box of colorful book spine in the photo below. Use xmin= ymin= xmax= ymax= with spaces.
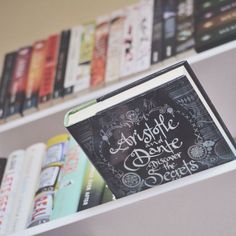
xmin=77 ymin=22 xmax=95 ymax=92
xmin=23 ymin=40 xmax=46 ymax=112
xmin=39 ymin=34 xmax=60 ymax=106
xmin=90 ymin=16 xmax=110 ymax=88
xmin=12 ymin=143 xmax=46 ymax=232
xmin=53 ymin=30 xmax=71 ymax=100
xmin=176 ymin=0 xmax=195 ymax=54
xmin=51 ymin=137 xmax=88 ymax=220
xmin=0 ymin=52 xmax=17 ymax=121
xmin=162 ymin=0 xmax=177 ymax=58
xmin=28 ymin=134 xmax=69 ymax=227
xmin=120 ymin=4 xmax=139 ymax=77
xmin=77 ymin=161 xmax=105 ymax=211
xmin=0 ymin=150 xmax=26 ymax=235
xmin=6 ymin=47 xmax=32 ymax=118
xmin=135 ymin=0 xmax=154 ymax=73
xmin=151 ymin=0 xmax=164 ymax=64
xmin=105 ymin=9 xmax=125 ymax=83
xmin=63 ymin=26 xmax=82 ymax=96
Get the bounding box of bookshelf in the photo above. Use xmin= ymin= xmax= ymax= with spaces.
xmin=2 ymin=40 xmax=236 ymax=236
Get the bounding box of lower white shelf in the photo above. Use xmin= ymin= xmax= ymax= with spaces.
xmin=11 ymin=160 xmax=236 ymax=236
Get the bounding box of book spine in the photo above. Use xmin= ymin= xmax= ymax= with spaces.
xmin=101 ymin=185 xmax=116 ymax=204
xmin=176 ymin=0 xmax=195 ymax=54
xmin=0 ymin=150 xmax=26 ymax=235
xmin=23 ymin=40 xmax=46 ymax=111
xmin=0 ymin=158 xmax=7 ymax=187
xmin=0 ymin=52 xmax=17 ymax=120
xmin=76 ymin=22 xmax=95 ymax=91
xmin=197 ymin=0 xmax=232 ymax=13
xmin=12 ymin=143 xmax=46 ymax=232
xmin=63 ymin=27 xmax=82 ymax=95
xmin=53 ymin=30 xmax=71 ymax=99
xmin=120 ymin=4 xmax=139 ymax=77
xmin=39 ymin=34 xmax=60 ymax=104
xmin=162 ymin=0 xmax=178 ymax=58
xmin=197 ymin=8 xmax=236 ymax=34
xmin=195 ymin=20 xmax=236 ymax=52
xmin=51 ymin=137 xmax=88 ymax=220
xmin=90 ymin=16 xmax=110 ymax=88
xmin=6 ymin=47 xmax=32 ymax=117
xmin=196 ymin=0 xmax=236 ymax=22
xmin=28 ymin=134 xmax=69 ymax=227
xmin=135 ymin=0 xmax=154 ymax=73
xmin=77 ymin=161 xmax=105 ymax=211
xmin=105 ymin=10 xmax=125 ymax=83
xmin=151 ymin=0 xmax=164 ymax=64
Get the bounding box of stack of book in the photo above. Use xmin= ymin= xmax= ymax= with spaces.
xmin=0 ymin=134 xmax=114 ymax=235
xmin=195 ymin=0 xmax=236 ymax=52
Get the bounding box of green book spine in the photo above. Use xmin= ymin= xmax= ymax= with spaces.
xmin=78 ymin=161 xmax=105 ymax=211
xmin=51 ymin=137 xmax=88 ymax=220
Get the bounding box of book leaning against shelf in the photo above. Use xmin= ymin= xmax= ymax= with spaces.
xmin=65 ymin=61 xmax=236 ymax=199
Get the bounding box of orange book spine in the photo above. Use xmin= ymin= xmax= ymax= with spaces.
xmin=39 ymin=35 xmax=60 ymax=104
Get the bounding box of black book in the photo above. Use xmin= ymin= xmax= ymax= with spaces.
xmin=151 ymin=0 xmax=164 ymax=64
xmin=196 ymin=0 xmax=231 ymax=14
xmin=176 ymin=0 xmax=195 ymax=54
xmin=162 ymin=0 xmax=177 ymax=58
xmin=53 ymin=30 xmax=71 ymax=100
xmin=0 ymin=158 xmax=7 ymax=187
xmin=65 ymin=61 xmax=236 ymax=199
xmin=0 ymin=52 xmax=17 ymax=121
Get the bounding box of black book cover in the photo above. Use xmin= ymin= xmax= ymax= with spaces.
xmin=67 ymin=62 xmax=236 ymax=198
xmin=151 ymin=0 xmax=164 ymax=64
xmin=53 ymin=30 xmax=71 ymax=99
xmin=0 ymin=158 xmax=7 ymax=187
xmin=162 ymin=0 xmax=177 ymax=58
xmin=176 ymin=0 xmax=195 ymax=54
xmin=0 ymin=52 xmax=17 ymax=120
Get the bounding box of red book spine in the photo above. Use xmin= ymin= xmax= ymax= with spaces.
xmin=90 ymin=16 xmax=110 ymax=88
xmin=39 ymin=35 xmax=60 ymax=104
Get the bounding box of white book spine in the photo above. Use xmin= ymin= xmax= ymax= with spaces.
xmin=12 ymin=143 xmax=46 ymax=232
xmin=105 ymin=9 xmax=125 ymax=83
xmin=64 ymin=26 xmax=82 ymax=91
xmin=0 ymin=150 xmax=26 ymax=235
xmin=120 ymin=4 xmax=139 ymax=77
xmin=135 ymin=0 xmax=154 ymax=72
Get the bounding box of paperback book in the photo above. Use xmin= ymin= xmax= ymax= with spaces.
xmin=65 ymin=61 xmax=236 ymax=199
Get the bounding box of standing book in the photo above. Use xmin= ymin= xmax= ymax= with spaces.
xmin=51 ymin=136 xmax=88 ymax=220
xmin=90 ymin=16 xmax=110 ymax=88
xmin=6 ymin=47 xmax=32 ymax=119
xmin=65 ymin=61 xmax=236 ymax=199
xmin=23 ymin=40 xmax=46 ymax=114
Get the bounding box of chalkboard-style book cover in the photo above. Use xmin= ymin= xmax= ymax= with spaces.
xmin=65 ymin=61 xmax=236 ymax=199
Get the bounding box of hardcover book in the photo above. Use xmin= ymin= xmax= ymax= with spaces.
xmin=176 ymin=0 xmax=195 ymax=54
xmin=51 ymin=136 xmax=88 ymax=220
xmin=162 ymin=0 xmax=177 ymax=58
xmin=77 ymin=160 xmax=105 ymax=211
xmin=0 ymin=150 xmax=26 ymax=235
xmin=63 ymin=26 xmax=82 ymax=96
xmin=65 ymin=61 xmax=236 ymax=199
xmin=77 ymin=22 xmax=95 ymax=92
xmin=6 ymin=47 xmax=32 ymax=119
xmin=90 ymin=16 xmax=110 ymax=88
xmin=23 ymin=40 xmax=46 ymax=113
xmin=105 ymin=9 xmax=125 ymax=83
xmin=53 ymin=30 xmax=71 ymax=100
xmin=151 ymin=0 xmax=164 ymax=64
xmin=0 ymin=52 xmax=17 ymax=122
xmin=39 ymin=34 xmax=59 ymax=108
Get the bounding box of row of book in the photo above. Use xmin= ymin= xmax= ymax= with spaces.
xmin=0 ymin=134 xmax=115 ymax=235
xmin=1 ymin=0 xmax=236 ymax=124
